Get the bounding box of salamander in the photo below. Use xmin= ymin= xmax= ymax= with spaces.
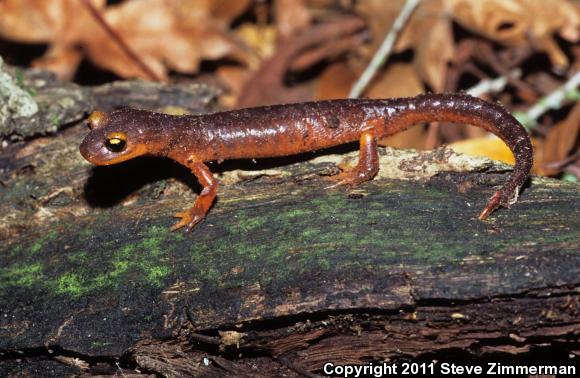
xmin=79 ymin=93 xmax=533 ymax=231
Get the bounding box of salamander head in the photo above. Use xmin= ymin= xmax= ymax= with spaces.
xmin=80 ymin=109 xmax=165 ymax=166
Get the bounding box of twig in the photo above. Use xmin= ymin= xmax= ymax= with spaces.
xmin=348 ymin=0 xmax=422 ymax=98
xmin=81 ymin=0 xmax=162 ymax=81
xmin=466 ymin=69 xmax=522 ymax=97
xmin=514 ymin=70 xmax=580 ymax=129
xmin=542 ymin=151 xmax=580 ymax=171
xmin=238 ymin=16 xmax=365 ymax=107
xmin=115 ymin=362 xmax=127 ymax=378
xmin=188 ymin=332 xmax=221 ymax=346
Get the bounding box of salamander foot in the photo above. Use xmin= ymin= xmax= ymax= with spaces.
xmin=478 ymin=191 xmax=503 ymax=220
xmin=171 ymin=208 xmax=206 ymax=232
xmin=324 ymin=169 xmax=375 ymax=190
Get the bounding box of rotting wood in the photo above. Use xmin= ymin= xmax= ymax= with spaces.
xmin=1 ymin=66 xmax=579 ymax=376
xmin=0 ymin=59 xmax=218 ymax=139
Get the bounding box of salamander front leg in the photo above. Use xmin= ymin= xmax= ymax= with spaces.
xmin=171 ymin=161 xmax=218 ymax=232
xmin=327 ymin=129 xmax=379 ymax=189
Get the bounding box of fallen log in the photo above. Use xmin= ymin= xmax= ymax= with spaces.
xmin=1 ymin=65 xmax=578 ymax=376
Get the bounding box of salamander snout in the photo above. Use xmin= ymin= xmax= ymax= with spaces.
xmin=80 ymin=111 xmax=147 ymax=166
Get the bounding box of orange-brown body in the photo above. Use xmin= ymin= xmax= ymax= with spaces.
xmin=80 ymin=93 xmax=533 ymax=231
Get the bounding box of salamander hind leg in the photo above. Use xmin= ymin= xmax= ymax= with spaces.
xmin=171 ymin=161 xmax=218 ymax=232
xmin=326 ymin=129 xmax=379 ymax=189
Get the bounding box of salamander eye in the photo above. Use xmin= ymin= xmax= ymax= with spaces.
xmin=105 ymin=132 xmax=127 ymax=152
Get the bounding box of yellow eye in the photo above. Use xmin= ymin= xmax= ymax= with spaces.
xmin=105 ymin=132 xmax=127 ymax=152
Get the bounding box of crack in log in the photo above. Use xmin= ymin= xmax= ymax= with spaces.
xmin=2 ymin=288 xmax=578 ymax=377
xmin=0 ymin=345 xmax=142 ymax=376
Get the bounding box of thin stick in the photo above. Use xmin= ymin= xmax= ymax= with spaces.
xmin=522 ymin=70 xmax=580 ymax=126
xmin=348 ymin=0 xmax=422 ymax=98
xmin=81 ymin=0 xmax=162 ymax=81
xmin=466 ymin=69 xmax=522 ymax=97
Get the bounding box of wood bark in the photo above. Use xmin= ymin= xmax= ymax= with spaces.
xmin=1 ymin=65 xmax=579 ymax=377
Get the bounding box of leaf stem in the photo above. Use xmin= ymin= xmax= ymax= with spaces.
xmin=81 ymin=0 xmax=162 ymax=81
xmin=348 ymin=0 xmax=422 ymax=98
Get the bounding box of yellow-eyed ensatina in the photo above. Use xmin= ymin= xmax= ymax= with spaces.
xmin=80 ymin=93 xmax=533 ymax=231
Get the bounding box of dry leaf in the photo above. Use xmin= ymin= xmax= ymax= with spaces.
xmin=355 ymin=0 xmax=402 ymax=57
xmin=449 ymin=136 xmax=516 ymax=165
xmin=234 ymin=16 xmax=366 ymax=107
xmin=34 ymin=44 xmax=83 ymax=80
xmin=203 ymin=0 xmax=253 ymax=27
xmin=0 ymin=0 xmax=253 ymax=80
xmin=316 ymin=62 xmax=358 ymax=99
xmin=366 ymin=63 xmax=424 ymax=101
xmin=451 ymin=0 xmax=580 ymax=68
xmin=0 ymin=0 xmax=105 ymax=80
xmin=82 ymin=0 xmax=252 ymax=80
xmin=216 ymin=65 xmax=252 ymax=108
xmin=396 ymin=0 xmax=455 ymax=91
xmin=0 ymin=0 xmax=105 ymax=43
xmin=275 ymin=0 xmax=312 ymax=38
xmin=537 ymin=103 xmax=580 ymax=175
xmin=235 ymin=23 xmax=277 ymax=64
xmin=355 ymin=0 xmax=455 ymax=92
